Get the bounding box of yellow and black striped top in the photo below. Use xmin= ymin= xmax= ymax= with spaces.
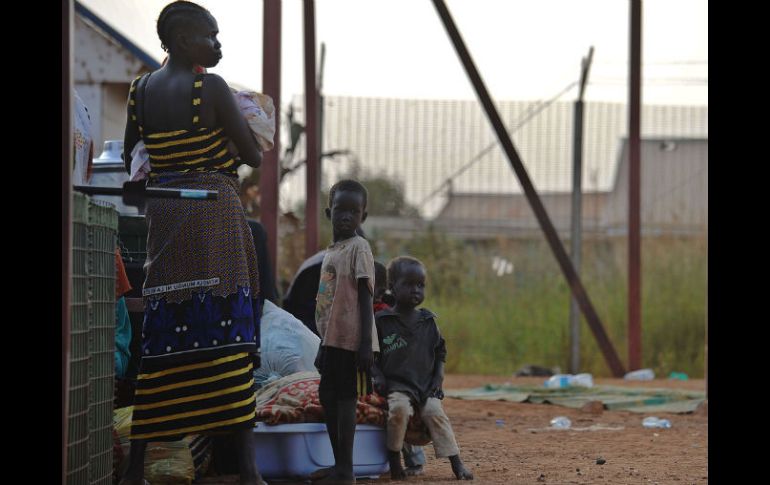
xmin=129 ymin=73 xmax=237 ymax=179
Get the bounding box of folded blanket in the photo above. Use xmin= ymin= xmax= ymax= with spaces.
xmin=254 ymin=371 xmax=431 ymax=444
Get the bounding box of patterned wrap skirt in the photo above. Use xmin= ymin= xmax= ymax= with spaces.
xmin=130 ymin=172 xmax=261 ymax=441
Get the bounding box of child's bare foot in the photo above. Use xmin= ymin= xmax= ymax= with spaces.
xmin=449 ymin=455 xmax=473 ymax=480
xmin=404 ymin=464 xmax=424 ymax=476
xmin=388 ymin=450 xmax=407 ymax=480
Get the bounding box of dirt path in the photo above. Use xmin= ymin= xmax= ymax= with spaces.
xmin=398 ymin=375 xmax=707 ymax=484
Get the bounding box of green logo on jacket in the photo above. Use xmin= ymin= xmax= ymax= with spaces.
xmin=382 ymin=333 xmax=408 ymax=354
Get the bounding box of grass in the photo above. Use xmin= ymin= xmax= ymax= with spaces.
xmin=374 ymin=230 xmax=707 ymax=378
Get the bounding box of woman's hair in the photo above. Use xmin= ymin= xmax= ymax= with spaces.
xmin=386 ymin=256 xmax=425 ymax=285
xmin=157 ymin=1 xmax=211 ymax=51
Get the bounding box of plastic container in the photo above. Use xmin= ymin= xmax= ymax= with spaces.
xmin=549 ymin=416 xmax=572 ymax=429
xmin=642 ymin=416 xmax=672 ymax=429
xmin=624 ymin=368 xmax=655 ymax=381
xmin=543 ymin=373 xmax=594 ymax=388
xmin=668 ymin=372 xmax=689 ymax=381
xmin=252 ymin=422 xmax=389 ymax=479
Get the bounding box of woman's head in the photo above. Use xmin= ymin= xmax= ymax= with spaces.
xmin=157 ymin=1 xmax=222 ymax=67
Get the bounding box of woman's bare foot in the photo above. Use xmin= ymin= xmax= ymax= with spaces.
xmin=314 ymin=472 xmax=355 ymax=484
xmin=449 ymin=455 xmax=474 ymax=480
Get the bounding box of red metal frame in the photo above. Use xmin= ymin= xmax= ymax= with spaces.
xmin=628 ymin=0 xmax=642 ymax=371
xmin=304 ymin=0 xmax=320 ymax=257
xmin=261 ymin=0 xmax=281 ymax=287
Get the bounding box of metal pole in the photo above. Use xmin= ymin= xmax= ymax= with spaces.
xmin=432 ymin=0 xmax=625 ymax=376
xmin=628 ymin=0 xmax=642 ymax=371
xmin=318 ymin=42 xmax=326 ymax=224
xmin=261 ymin=0 xmax=281 ymax=286
xmin=569 ymin=99 xmax=584 ymax=373
xmin=569 ymin=47 xmax=594 ymax=374
xmin=62 ymin=0 xmax=73 ymax=481
xmin=304 ymin=0 xmax=320 ymax=257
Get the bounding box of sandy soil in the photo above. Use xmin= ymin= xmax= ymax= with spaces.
xmin=398 ymin=375 xmax=708 ymax=485
xmin=200 ymin=375 xmax=707 ymax=485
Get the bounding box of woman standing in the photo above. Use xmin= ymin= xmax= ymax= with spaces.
xmin=121 ymin=2 xmax=266 ymax=483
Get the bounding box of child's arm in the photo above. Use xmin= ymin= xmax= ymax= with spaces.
xmin=430 ymin=333 xmax=448 ymax=399
xmin=370 ymin=356 xmax=386 ymax=395
xmin=356 ymin=278 xmax=374 ymax=371
xmin=429 ymin=360 xmax=446 ymax=399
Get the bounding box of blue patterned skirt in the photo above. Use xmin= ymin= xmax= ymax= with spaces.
xmin=131 ymin=172 xmax=260 ymax=440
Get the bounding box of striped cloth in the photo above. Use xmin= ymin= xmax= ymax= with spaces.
xmin=129 ymin=73 xmax=237 ymax=179
xmin=131 ymin=353 xmax=256 ymax=441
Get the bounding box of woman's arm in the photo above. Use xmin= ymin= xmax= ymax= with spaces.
xmin=207 ymin=74 xmax=262 ymax=168
xmin=123 ymin=99 xmax=141 ymax=175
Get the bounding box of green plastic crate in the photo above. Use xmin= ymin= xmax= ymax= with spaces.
xmin=86 ymin=198 xmax=118 ymax=485
xmin=68 ymin=193 xmax=92 ymax=482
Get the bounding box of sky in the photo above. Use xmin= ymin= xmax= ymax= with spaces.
xmin=79 ymin=0 xmax=707 ymax=106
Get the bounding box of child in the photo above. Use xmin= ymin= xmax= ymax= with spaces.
xmin=314 ymin=179 xmax=379 ymax=484
xmin=373 ymin=256 xmax=473 ymax=481
xmin=373 ymin=261 xmax=426 ymax=477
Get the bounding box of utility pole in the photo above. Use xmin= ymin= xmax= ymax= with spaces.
xmin=569 ymin=46 xmax=594 ymax=374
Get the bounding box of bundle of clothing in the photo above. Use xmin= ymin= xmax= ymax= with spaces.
xmin=254 ymin=371 xmax=431 ymax=445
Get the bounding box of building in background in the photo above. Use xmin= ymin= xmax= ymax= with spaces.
xmin=74 ymin=1 xmax=161 ymax=157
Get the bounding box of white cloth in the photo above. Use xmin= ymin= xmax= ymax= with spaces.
xmin=254 ymin=300 xmax=321 ymax=387
xmin=72 ymin=91 xmax=93 ymax=186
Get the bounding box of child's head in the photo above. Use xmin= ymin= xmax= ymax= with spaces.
xmin=387 ymin=256 xmax=426 ymax=309
xmin=325 ymin=179 xmax=368 ymax=241
xmin=157 ymin=1 xmax=221 ymax=67
xmin=373 ymin=261 xmax=388 ymax=304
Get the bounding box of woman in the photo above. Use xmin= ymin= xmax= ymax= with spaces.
xmin=121 ymin=2 xmax=266 ymax=484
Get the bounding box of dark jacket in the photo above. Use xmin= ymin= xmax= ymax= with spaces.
xmin=374 ymin=307 xmax=447 ymax=404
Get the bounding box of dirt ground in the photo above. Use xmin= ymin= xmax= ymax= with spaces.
xmin=393 ymin=375 xmax=708 ymax=485
xmin=202 ymin=375 xmax=707 ymax=485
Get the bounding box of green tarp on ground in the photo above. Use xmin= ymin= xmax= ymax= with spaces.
xmin=445 ymin=384 xmax=705 ymax=414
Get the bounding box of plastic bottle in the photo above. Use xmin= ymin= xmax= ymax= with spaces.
xmin=570 ymin=373 xmax=594 ymax=388
xmin=544 ymin=374 xmax=572 ymax=388
xmin=642 ymin=416 xmax=672 ymax=429
xmin=624 ymin=368 xmax=655 ymax=381
xmin=550 ymin=416 xmax=572 ymax=429
xmin=544 ymin=373 xmax=594 ymax=388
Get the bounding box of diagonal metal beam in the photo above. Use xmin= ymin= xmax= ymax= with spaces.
xmin=431 ymin=0 xmax=626 ymax=376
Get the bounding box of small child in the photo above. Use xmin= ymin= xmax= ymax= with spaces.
xmin=373 ymin=256 xmax=473 ymax=481
xmin=314 ymin=179 xmax=379 ymax=484
xmin=373 ymin=260 xmax=426 ymax=477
